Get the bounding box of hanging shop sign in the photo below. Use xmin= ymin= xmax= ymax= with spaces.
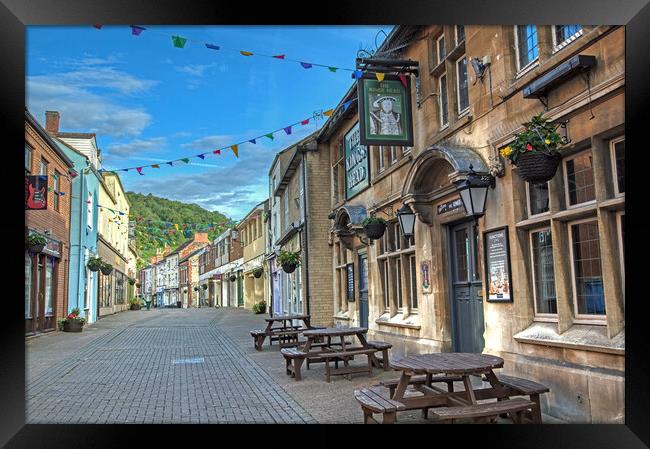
xmin=25 ymin=175 xmax=48 ymax=210
xmin=357 ymin=73 xmax=414 ymax=147
xmin=345 ymin=122 xmax=370 ymax=199
xmin=420 ymin=260 xmax=432 ymax=294
xmin=483 ymin=226 xmax=513 ymax=303
xmin=346 ymin=263 xmax=355 ymax=301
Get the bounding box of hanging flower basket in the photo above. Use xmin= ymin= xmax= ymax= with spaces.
xmin=229 ymin=275 xmax=237 ymax=282
xmin=500 ymin=112 xmax=564 ymax=184
xmin=194 ymin=287 xmax=199 ymax=292
xmin=128 ymin=278 xmax=136 ymax=286
xmin=252 ymin=266 xmax=263 ymax=278
xmin=26 ymin=234 xmax=47 ymax=254
xmin=202 ymin=284 xmax=208 ymax=290
xmin=100 ymin=262 xmax=113 ymax=275
xmin=278 ymin=250 xmax=300 ymax=273
xmin=87 ymin=256 xmax=103 ymax=272
xmin=281 ymin=262 xmax=297 ymax=273
xmin=361 ymin=217 xmax=386 ymax=240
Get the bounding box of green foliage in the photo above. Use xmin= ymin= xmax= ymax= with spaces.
xmin=361 ymin=216 xmax=386 ymax=226
xmin=128 ymin=297 xmax=142 ymax=306
xmin=126 ymin=191 xmax=230 ymax=266
xmin=500 ymin=112 xmax=563 ymax=164
xmin=278 ymin=250 xmax=300 ymax=266
xmin=70 ymin=307 xmax=81 ymax=316
xmin=252 ymin=266 xmax=264 ymax=277
xmin=87 ymin=256 xmax=103 ymax=270
xmin=27 ymin=234 xmax=47 ymax=246
xmin=252 ymin=301 xmax=267 ymax=314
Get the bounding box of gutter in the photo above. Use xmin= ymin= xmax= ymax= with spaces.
xmin=298 ymin=140 xmax=317 ymax=318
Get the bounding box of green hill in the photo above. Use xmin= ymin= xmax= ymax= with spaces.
xmin=126 ymin=192 xmax=232 ymax=269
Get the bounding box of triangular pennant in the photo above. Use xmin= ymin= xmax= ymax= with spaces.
xmin=136 ymin=167 xmax=144 ymax=175
xmin=328 ymin=67 xmax=338 ymax=72
xmin=122 ymin=168 xmax=129 ymax=172
xmin=240 ymin=51 xmax=253 ymax=56
xmin=131 ymin=26 xmax=145 ymax=36
xmin=343 ymin=100 xmax=353 ymax=111
xmin=300 ymin=62 xmax=313 ymax=69
xmin=273 ymin=54 xmax=285 ymax=59
xmin=93 ymin=24 xmax=103 ymax=29
xmin=197 ymin=154 xmax=205 ymax=160
xmin=181 ymin=158 xmax=190 ymax=164
xmin=213 ymin=149 xmax=221 ymax=155
xmin=375 ymin=72 xmax=385 ymax=82
xmin=323 ymin=109 xmax=334 ymax=116
xmin=265 ymin=133 xmax=274 ymax=140
xmin=301 ymin=119 xmax=309 ymax=125
xmin=353 ymin=70 xmax=363 ymax=79
xmin=151 ymin=164 xmax=160 ymax=168
xmin=248 ymin=139 xmax=256 ymax=144
xmin=171 ymin=35 xmax=187 ymax=48
xmin=230 ymin=145 xmax=239 ymax=158
xmin=398 ymin=73 xmax=408 ymax=88
xmin=284 ymin=126 xmax=292 ymax=135
xmin=167 ymin=161 xmax=173 ymax=166
xmin=205 ymin=43 xmax=220 ymax=50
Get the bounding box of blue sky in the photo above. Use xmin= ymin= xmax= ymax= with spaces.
xmin=26 ymin=25 xmax=392 ymax=219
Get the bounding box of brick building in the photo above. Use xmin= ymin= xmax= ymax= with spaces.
xmin=318 ymin=25 xmax=624 ymax=422
xmin=25 ymin=109 xmax=75 ymax=335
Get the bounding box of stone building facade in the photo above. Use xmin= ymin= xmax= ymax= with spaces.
xmin=318 ymin=25 xmax=624 ymax=422
xmin=238 ymin=200 xmax=270 ymax=310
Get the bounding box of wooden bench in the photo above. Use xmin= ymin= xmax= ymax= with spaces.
xmin=430 ymin=397 xmax=536 ymax=424
xmin=483 ymin=374 xmax=550 ymax=423
xmin=354 ymin=388 xmax=405 ymax=424
xmin=280 ymin=348 xmax=308 ymax=380
xmin=366 ymin=341 xmax=392 ymax=370
xmin=250 ymin=329 xmax=267 ymax=351
xmin=323 ymin=348 xmax=376 ymax=383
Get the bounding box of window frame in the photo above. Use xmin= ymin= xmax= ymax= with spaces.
xmin=568 ymin=217 xmax=607 ymax=324
xmin=408 ymin=253 xmax=418 ymax=311
xmin=39 ymin=158 xmax=49 ymax=176
xmin=610 ymin=136 xmax=625 ymax=197
xmin=439 ymin=72 xmax=449 ymax=129
xmin=526 ymin=181 xmax=551 ymax=218
xmin=455 ymin=25 xmax=465 ymax=45
xmin=53 ymin=170 xmax=61 ymax=212
xmin=616 ymin=211 xmax=625 ymax=301
xmin=377 ymin=220 xmax=416 ymax=316
xmin=436 ymin=33 xmax=446 ymax=64
xmin=563 ymin=149 xmax=597 ymax=209
xmin=455 ymin=55 xmax=470 ymax=116
xmin=529 ymin=226 xmax=558 ymax=322
xmin=513 ymin=25 xmax=540 ymax=74
xmin=25 ymin=144 xmax=33 ymax=173
xmin=552 ymin=25 xmax=584 ymax=52
xmin=378 ymin=145 xmax=386 ymax=172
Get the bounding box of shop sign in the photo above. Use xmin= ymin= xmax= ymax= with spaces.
xmin=346 ymin=263 xmax=355 ymax=301
xmin=25 ymin=175 xmax=48 ymax=210
xmin=213 ymin=274 xmax=222 ymax=281
xmin=345 ymin=122 xmax=370 ymax=199
xmin=483 ymin=226 xmax=513 ymax=303
xmin=420 ymin=260 xmax=432 ymax=293
xmin=28 ymin=231 xmax=61 ymax=258
xmin=357 ymin=73 xmax=414 ymax=147
xmin=437 ymin=198 xmax=463 ymax=215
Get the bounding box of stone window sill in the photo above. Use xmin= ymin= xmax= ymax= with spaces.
xmin=375 ymin=312 xmax=421 ymax=330
xmin=513 ymin=322 xmax=624 ymax=355
xmin=333 ymin=311 xmax=350 ymax=321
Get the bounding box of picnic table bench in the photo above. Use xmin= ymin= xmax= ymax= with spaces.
xmin=251 ymin=314 xmax=318 ymax=351
xmin=354 ymin=388 xmax=405 ymax=424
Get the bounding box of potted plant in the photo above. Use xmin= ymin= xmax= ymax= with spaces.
xmin=100 ymin=262 xmax=113 ymax=275
xmin=361 ymin=216 xmax=387 ymax=240
xmin=262 ymin=211 xmax=270 ymax=223
xmin=136 ymin=282 xmax=141 ymax=288
xmin=229 ymin=274 xmax=237 ymax=282
xmin=87 ymin=256 xmax=103 ymax=272
xmin=278 ymin=250 xmax=300 ymax=273
xmin=128 ymin=297 xmax=142 ymax=310
xmin=59 ymin=307 xmax=86 ymax=332
xmin=252 ymin=266 xmax=264 ymax=278
xmin=26 ymin=234 xmax=47 ymax=253
xmin=128 ymin=278 xmax=136 ymax=286
xmin=500 ymin=112 xmax=564 ymax=184
xmin=252 ymin=301 xmax=267 ymax=314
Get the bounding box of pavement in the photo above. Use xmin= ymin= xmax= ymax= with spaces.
xmin=25 ymin=307 xmax=560 ymax=424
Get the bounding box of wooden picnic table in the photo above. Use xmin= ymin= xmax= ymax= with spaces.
xmin=251 ymin=314 xmax=315 ymax=351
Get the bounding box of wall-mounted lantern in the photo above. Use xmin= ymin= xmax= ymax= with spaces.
xmin=453 ymin=164 xmax=495 ymax=219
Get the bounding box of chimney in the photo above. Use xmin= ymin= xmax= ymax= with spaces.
xmin=45 ymin=111 xmax=60 ymax=133
xmin=194 ymin=232 xmax=208 ymax=243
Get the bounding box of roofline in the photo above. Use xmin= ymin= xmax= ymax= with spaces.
xmin=237 ymin=200 xmax=267 ymax=227
xmin=25 ymin=109 xmax=75 ymax=168
xmin=101 ymin=172 xmax=132 ymax=208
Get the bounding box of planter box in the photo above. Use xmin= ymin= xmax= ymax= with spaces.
xmin=63 ymin=320 xmax=84 ymax=333
xmin=130 ymin=304 xmax=141 ymax=310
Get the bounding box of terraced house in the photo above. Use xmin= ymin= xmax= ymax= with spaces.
xmin=317 ymin=25 xmax=624 ymax=422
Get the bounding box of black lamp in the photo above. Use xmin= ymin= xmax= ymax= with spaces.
xmin=396 ymin=203 xmax=416 ymax=243
xmin=453 ymin=164 xmax=495 ymax=219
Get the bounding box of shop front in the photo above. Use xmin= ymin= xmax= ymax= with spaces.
xmin=97 ymin=236 xmax=129 ymax=318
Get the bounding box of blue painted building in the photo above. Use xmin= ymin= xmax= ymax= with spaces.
xmin=54 ymin=138 xmax=101 ymax=324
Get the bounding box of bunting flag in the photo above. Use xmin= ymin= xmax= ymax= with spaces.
xmin=248 ymin=139 xmax=256 ymax=144
xmin=265 ymin=133 xmax=274 ymax=140
xmin=376 ymin=72 xmax=385 ymax=82
xmin=181 ymin=158 xmax=190 ymax=163
xmin=172 ymin=35 xmax=187 ymax=48
xmin=175 ymin=224 xmax=179 ymax=230
xmin=93 ymin=24 xmax=103 ymax=29
xmin=300 ymin=62 xmax=313 ymax=69
xmin=353 ymin=70 xmax=363 ymax=79
xmin=213 ymin=149 xmax=221 ymax=155
xmin=323 ymin=109 xmax=334 ymax=116
xmin=328 ymin=67 xmax=338 ymax=72
xmin=230 ymin=145 xmax=239 ymax=158
xmin=398 ymin=73 xmax=407 ymax=87
xmin=205 ymin=43 xmax=220 ymax=50
xmin=131 ymin=26 xmax=145 ymax=36
xmin=301 ymin=119 xmax=309 ymax=125
xmin=151 ymin=164 xmax=160 ymax=168
xmin=240 ymin=51 xmax=253 ymax=56
xmin=136 ymin=167 xmax=144 ymax=175
xmin=197 ymin=154 xmax=205 ymax=159
xmin=273 ymin=54 xmax=285 ymax=59
xmin=284 ymin=126 xmax=292 ymax=135
xmin=343 ymin=100 xmax=353 ymax=111
xmin=167 ymin=161 xmax=173 ymax=166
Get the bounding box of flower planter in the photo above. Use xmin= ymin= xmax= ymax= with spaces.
xmin=130 ymin=304 xmax=141 ymax=311
xmin=229 ymin=276 xmax=237 ymax=282
xmin=63 ymin=320 xmax=84 ymax=333
xmin=282 ymin=262 xmax=297 ymax=273
xmin=513 ymin=152 xmax=561 ymax=184
xmin=100 ymin=265 xmax=113 ymax=275
xmin=27 ymin=243 xmax=46 ymax=254
xmin=253 ymin=269 xmax=263 ymax=279
xmin=254 ymin=304 xmax=267 ymax=314
xmin=363 ymin=222 xmax=386 ymax=240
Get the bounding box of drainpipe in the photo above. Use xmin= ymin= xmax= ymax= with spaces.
xmin=299 ymin=145 xmax=311 ymax=318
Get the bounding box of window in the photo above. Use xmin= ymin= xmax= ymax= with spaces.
xmin=610 ymin=136 xmax=625 ymax=196
xmin=436 ymin=34 xmax=446 ymax=64
xmin=334 ymin=242 xmax=348 ymax=312
xmin=564 ymin=151 xmax=595 ymax=206
xmin=378 ymin=145 xmax=385 ymax=172
xmin=456 ymin=56 xmax=469 ymax=114
xmin=390 ymin=146 xmax=398 ymax=164
xmin=514 ymin=25 xmax=539 ymax=71
xmin=527 ymin=182 xmax=550 ymax=216
xmin=382 ymin=259 xmax=390 ymax=311
xmin=378 ymin=220 xmax=416 ymax=314
xmin=530 ymin=228 xmax=557 ymax=316
xmin=25 ymin=145 xmax=32 ymax=173
xmin=115 ymin=272 xmax=125 ymax=304
xmin=409 ymin=254 xmax=418 ymax=309
xmin=439 ymin=73 xmax=448 ymax=128
xmin=44 ymin=257 xmax=54 ymax=316
xmin=569 ymin=220 xmax=605 ymax=318
xmin=40 ymin=158 xmax=48 ymax=176
xmin=396 ymin=258 xmax=403 ymax=310
xmin=553 ymin=25 xmax=582 ymax=49
xmin=25 ymin=253 xmax=32 ymax=318
xmin=53 ymin=171 xmax=60 ymax=211
xmin=455 ymin=25 xmax=465 ymax=44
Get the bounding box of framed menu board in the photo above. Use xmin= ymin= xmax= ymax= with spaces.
xmin=483 ymin=226 xmax=513 ymax=303
xmin=346 ymin=263 xmax=355 ymax=301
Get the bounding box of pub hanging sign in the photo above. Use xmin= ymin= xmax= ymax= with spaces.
xmin=25 ymin=175 xmax=48 ymax=210
xmin=345 ymin=122 xmax=370 ymax=199
xmin=357 ymin=73 xmax=414 ymax=147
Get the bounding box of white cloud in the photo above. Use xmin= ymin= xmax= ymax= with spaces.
xmin=175 ymin=63 xmax=217 ymax=77
xmin=107 ymin=137 xmax=167 ymax=157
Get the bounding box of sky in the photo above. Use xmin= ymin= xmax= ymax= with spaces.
xmin=26 ymin=25 xmax=392 ymax=220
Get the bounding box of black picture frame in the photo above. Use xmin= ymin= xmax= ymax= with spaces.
xmin=483 ymin=226 xmax=514 ymax=303
xmin=346 ymin=263 xmax=355 ymax=301
xmin=357 ymin=72 xmax=414 ymax=147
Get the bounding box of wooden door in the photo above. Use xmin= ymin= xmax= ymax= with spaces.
xmin=358 ymin=252 xmax=369 ymax=328
xmin=449 ymin=221 xmax=484 ymax=353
